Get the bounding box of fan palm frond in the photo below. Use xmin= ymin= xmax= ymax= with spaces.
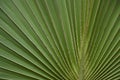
xmin=0 ymin=0 xmax=120 ymax=80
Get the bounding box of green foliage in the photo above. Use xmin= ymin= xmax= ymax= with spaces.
xmin=0 ymin=0 xmax=120 ymax=80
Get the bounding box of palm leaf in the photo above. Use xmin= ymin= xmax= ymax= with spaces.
xmin=0 ymin=0 xmax=120 ymax=80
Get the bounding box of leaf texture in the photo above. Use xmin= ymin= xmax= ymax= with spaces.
xmin=0 ymin=0 xmax=120 ymax=80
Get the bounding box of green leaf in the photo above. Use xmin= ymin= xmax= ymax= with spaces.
xmin=0 ymin=0 xmax=120 ymax=80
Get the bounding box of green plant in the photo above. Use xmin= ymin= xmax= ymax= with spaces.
xmin=0 ymin=0 xmax=120 ymax=80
